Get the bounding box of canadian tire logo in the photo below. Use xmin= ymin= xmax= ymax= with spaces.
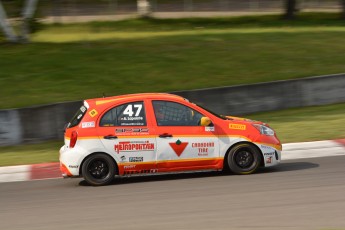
xmin=169 ymin=140 xmax=188 ymax=157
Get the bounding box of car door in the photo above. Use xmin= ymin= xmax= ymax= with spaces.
xmin=96 ymin=100 xmax=157 ymax=175
xmin=150 ymin=100 xmax=221 ymax=173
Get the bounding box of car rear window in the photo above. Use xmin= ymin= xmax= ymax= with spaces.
xmin=100 ymin=101 xmax=146 ymax=127
xmin=67 ymin=105 xmax=87 ymax=128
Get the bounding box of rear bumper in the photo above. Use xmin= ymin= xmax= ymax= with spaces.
xmin=60 ymin=162 xmax=73 ymax=177
xmin=59 ymin=145 xmax=85 ymax=177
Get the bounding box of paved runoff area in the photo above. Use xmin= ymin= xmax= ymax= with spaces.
xmin=1 ymin=152 xmax=345 ymax=230
xmin=0 ymin=139 xmax=344 ymax=183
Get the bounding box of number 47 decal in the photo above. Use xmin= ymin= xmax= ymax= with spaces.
xmin=123 ymin=104 xmax=142 ymax=117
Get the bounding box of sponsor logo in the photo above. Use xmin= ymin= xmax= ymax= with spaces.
xmin=229 ymin=124 xmax=246 ymax=130
xmin=264 ymin=152 xmax=275 ymax=156
xmin=169 ymin=139 xmax=188 ymax=157
xmin=115 ymin=128 xmax=149 ymax=135
xmin=124 ymin=165 xmax=136 ymax=170
xmin=81 ymin=121 xmax=95 ymax=128
xmin=261 ymin=145 xmax=274 ymax=150
xmin=191 ymin=142 xmax=215 ymax=148
xmin=129 ymin=157 xmax=144 ymax=162
xmin=89 ymin=109 xmax=98 ymax=117
xmin=68 ymin=165 xmax=79 ymax=168
xmin=124 ymin=169 xmax=158 ymax=174
xmin=114 ymin=141 xmax=155 ymax=154
xmin=120 ymin=156 xmax=126 ymax=162
xmin=205 ymin=126 xmax=215 ymax=132
xmin=266 ymin=157 xmax=272 ymax=164
xmin=192 ymin=142 xmax=215 ymax=156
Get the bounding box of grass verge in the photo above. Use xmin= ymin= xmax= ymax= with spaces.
xmin=1 ymin=13 xmax=345 ymax=109
xmin=1 ymin=102 xmax=344 ymax=167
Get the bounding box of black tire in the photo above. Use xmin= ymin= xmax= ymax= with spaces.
xmin=227 ymin=143 xmax=261 ymax=175
xmin=82 ymin=153 xmax=116 ymax=186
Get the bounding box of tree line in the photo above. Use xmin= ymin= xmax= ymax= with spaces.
xmin=1 ymin=0 xmax=345 ymax=43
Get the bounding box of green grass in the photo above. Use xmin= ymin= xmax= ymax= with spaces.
xmin=0 ymin=141 xmax=62 ymax=167
xmin=1 ymin=13 xmax=345 ymax=109
xmin=246 ymin=103 xmax=345 ymax=143
xmin=1 ymin=102 xmax=345 ymax=167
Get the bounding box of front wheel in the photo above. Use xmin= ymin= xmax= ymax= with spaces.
xmin=227 ymin=143 xmax=261 ymax=174
xmin=82 ymin=153 xmax=116 ymax=186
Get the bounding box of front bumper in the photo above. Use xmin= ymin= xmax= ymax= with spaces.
xmin=258 ymin=144 xmax=281 ymax=167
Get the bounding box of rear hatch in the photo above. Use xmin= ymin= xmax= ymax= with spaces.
xmin=64 ymin=103 xmax=88 ymax=147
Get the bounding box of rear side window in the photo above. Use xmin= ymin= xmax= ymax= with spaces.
xmin=100 ymin=101 xmax=146 ymax=127
xmin=67 ymin=105 xmax=87 ymax=128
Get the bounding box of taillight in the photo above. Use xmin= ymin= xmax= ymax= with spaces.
xmin=69 ymin=131 xmax=78 ymax=148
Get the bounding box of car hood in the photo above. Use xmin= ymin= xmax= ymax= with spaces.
xmin=225 ymin=115 xmax=265 ymax=125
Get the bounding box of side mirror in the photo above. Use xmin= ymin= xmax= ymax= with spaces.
xmin=200 ymin=117 xmax=212 ymax=127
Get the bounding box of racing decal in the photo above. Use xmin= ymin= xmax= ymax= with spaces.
xmin=119 ymin=102 xmax=146 ymax=126
xmin=81 ymin=121 xmax=95 ymax=128
xmin=123 ymin=169 xmax=158 ymax=175
xmin=89 ymin=109 xmax=98 ymax=117
xmin=80 ymin=106 xmax=87 ymax=113
xmin=192 ymin=142 xmax=215 ymax=156
xmin=169 ymin=140 xmax=188 ymax=157
xmin=68 ymin=165 xmax=79 ymax=168
xmin=129 ymin=157 xmax=144 ymax=162
xmin=264 ymin=152 xmax=275 ymax=156
xmin=205 ymin=126 xmax=215 ymax=132
xmin=261 ymin=145 xmax=275 ymax=151
xmin=120 ymin=156 xmax=126 ymax=162
xmin=229 ymin=124 xmax=246 ymax=130
xmin=114 ymin=141 xmax=155 ymax=154
xmin=124 ymin=165 xmax=136 ymax=170
xmin=266 ymin=157 xmax=272 ymax=164
xmin=115 ymin=128 xmax=149 ymax=136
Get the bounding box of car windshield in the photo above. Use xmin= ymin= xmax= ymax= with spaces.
xmin=195 ymin=103 xmax=229 ymax=120
xmin=67 ymin=105 xmax=87 ymax=128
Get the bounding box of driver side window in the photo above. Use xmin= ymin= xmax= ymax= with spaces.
xmin=152 ymin=101 xmax=203 ymax=126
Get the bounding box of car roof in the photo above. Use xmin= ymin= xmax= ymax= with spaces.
xmin=85 ymin=93 xmax=185 ymax=107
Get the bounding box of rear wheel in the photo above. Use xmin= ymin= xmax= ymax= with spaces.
xmin=227 ymin=143 xmax=261 ymax=174
xmin=82 ymin=153 xmax=116 ymax=186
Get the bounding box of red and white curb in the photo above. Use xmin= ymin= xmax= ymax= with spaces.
xmin=282 ymin=139 xmax=345 ymax=160
xmin=0 ymin=139 xmax=345 ymax=183
xmin=0 ymin=163 xmax=60 ymax=183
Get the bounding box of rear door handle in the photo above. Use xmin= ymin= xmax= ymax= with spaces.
xmin=159 ymin=133 xmax=173 ymax=138
xmin=104 ymin=135 xmax=118 ymax=140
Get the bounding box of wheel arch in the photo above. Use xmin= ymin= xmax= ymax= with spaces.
xmin=223 ymin=141 xmax=264 ymax=171
xmin=79 ymin=152 xmax=119 ymax=176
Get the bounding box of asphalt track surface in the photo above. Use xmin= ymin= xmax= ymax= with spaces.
xmin=1 ymin=156 xmax=345 ymax=230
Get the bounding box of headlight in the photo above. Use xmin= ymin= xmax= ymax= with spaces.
xmin=252 ymin=124 xmax=275 ymax=136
